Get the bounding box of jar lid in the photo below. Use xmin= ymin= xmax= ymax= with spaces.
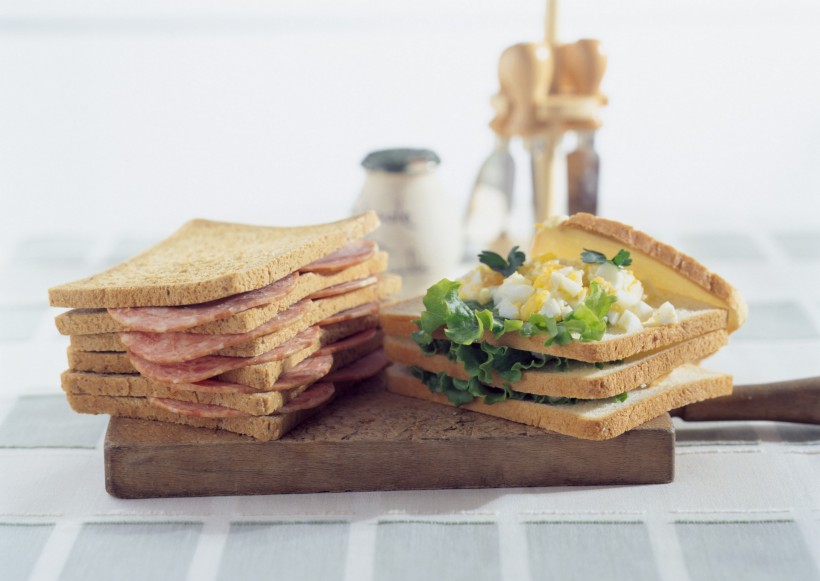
xmin=361 ymin=148 xmax=440 ymax=173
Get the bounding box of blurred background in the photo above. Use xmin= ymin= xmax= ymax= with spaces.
xmin=2 ymin=0 xmax=820 ymax=242
xmin=2 ymin=0 xmax=820 ymax=389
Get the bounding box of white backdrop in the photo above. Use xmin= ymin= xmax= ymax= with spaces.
xmin=1 ymin=0 xmax=820 ymax=245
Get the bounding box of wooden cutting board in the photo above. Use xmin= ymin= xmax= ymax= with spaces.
xmin=104 ymin=376 xmax=674 ymax=498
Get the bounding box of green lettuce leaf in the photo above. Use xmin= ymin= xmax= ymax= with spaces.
xmin=411 ymin=367 xmax=628 ymax=407
xmin=414 ymin=277 xmax=616 ymax=350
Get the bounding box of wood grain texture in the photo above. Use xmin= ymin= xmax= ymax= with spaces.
xmin=104 ymin=375 xmax=674 ymax=498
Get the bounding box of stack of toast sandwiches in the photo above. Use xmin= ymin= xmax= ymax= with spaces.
xmin=49 ymin=212 xmax=400 ymax=441
xmin=381 ymin=213 xmax=747 ymax=440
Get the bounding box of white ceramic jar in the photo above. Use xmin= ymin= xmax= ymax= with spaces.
xmin=353 ymin=149 xmax=462 ymax=297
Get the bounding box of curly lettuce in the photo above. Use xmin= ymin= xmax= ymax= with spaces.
xmin=412 ymin=278 xmax=616 ymax=349
xmin=411 ymin=367 xmax=627 ymax=407
xmin=417 ymin=338 xmax=569 ymax=383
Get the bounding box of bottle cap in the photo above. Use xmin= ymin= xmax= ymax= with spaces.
xmin=361 ymin=148 xmax=440 ymax=173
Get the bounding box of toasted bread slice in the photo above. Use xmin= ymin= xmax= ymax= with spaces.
xmin=64 ymin=371 xmax=380 ymax=441
xmin=380 ymin=296 xmax=727 ymax=363
xmin=68 ymin=280 xmax=393 ymax=357
xmin=49 ymin=212 xmax=380 ymax=308
xmin=61 ymin=341 xmax=380 ymax=416
xmin=531 ymin=214 xmax=747 ymax=331
xmin=65 ymin=392 xmax=320 ymax=441
xmin=54 ymin=253 xmax=392 ymax=336
xmin=384 ymin=329 xmax=727 ymax=399
xmin=386 ymin=363 xmax=732 ymax=440
xmin=67 ymin=322 xmax=383 ymax=390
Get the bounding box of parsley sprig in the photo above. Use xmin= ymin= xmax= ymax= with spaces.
xmin=478 ymin=246 xmax=526 ymax=277
xmin=581 ymin=248 xmax=633 ymax=268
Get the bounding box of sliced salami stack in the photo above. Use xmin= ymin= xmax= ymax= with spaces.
xmin=49 ymin=213 xmax=400 ymax=441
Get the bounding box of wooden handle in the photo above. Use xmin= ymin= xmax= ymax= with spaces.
xmin=675 ymin=377 xmax=820 ymax=424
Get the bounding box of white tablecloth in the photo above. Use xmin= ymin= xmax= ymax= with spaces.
xmin=1 ymin=225 xmax=819 ymax=581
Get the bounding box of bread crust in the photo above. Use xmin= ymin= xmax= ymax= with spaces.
xmin=66 ymin=392 xmax=317 ymax=441
xmin=384 ymin=329 xmax=727 ymax=399
xmin=543 ymin=213 xmax=748 ymax=331
xmin=380 ymin=297 xmax=727 ymax=363
xmin=62 ymin=339 xmax=380 ymax=415
xmin=386 ymin=364 xmax=732 ymax=440
xmin=54 ymin=252 xmax=389 ymax=336
xmin=49 ymin=212 xmax=380 ymax=308
xmin=67 ymin=324 xmax=383 ymax=390
xmin=68 ymin=285 xmax=384 ymax=357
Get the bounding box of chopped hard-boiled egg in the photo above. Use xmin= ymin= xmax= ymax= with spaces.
xmin=646 ymin=301 xmax=679 ymax=326
xmin=458 ymin=265 xmax=504 ymax=305
xmin=458 ymin=250 xmax=678 ymax=334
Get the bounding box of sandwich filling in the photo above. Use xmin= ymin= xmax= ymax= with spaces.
xmin=413 ymin=247 xmax=678 ymax=351
xmin=410 ymin=247 xmax=680 ymax=407
xmin=458 ymin=247 xmax=677 ymax=336
xmin=410 ymin=367 xmax=628 ymax=407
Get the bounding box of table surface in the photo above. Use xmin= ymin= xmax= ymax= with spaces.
xmin=1 ymin=225 xmax=819 ymax=581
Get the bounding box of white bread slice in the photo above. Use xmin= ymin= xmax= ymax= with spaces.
xmin=386 ymin=364 xmax=732 ymax=440
xmin=67 ymin=319 xmax=383 ymax=390
xmin=49 ymin=212 xmax=380 ymax=308
xmin=384 ymin=329 xmax=727 ymax=399
xmin=380 ymin=296 xmax=726 ymax=363
xmin=54 ymin=253 xmax=392 ymax=336
xmin=68 ymin=280 xmax=394 ymax=357
xmin=531 ymin=214 xmax=747 ymax=332
xmin=61 ymin=340 xmax=380 ymax=416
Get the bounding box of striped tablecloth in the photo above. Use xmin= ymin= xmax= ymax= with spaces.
xmin=1 ymin=228 xmax=819 ymax=581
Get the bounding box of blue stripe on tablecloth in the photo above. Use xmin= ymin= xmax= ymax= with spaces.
xmin=525 ymin=521 xmax=660 ymax=581
xmin=0 ymin=523 xmax=54 ymax=581
xmin=0 ymin=305 xmax=49 ymax=341
xmin=675 ymin=520 xmax=819 ymax=581
xmin=777 ymin=424 xmax=820 ymax=444
xmin=217 ymin=521 xmax=348 ymax=581
xmin=59 ymin=522 xmax=201 ymax=581
xmin=734 ymin=302 xmax=819 ymax=341
xmin=677 ymin=233 xmax=765 ymax=261
xmin=373 ymin=521 xmax=500 ymax=581
xmin=675 ymin=423 xmax=760 ymax=446
xmin=0 ymin=395 xmax=107 ymax=448
xmin=773 ymin=231 xmax=820 ymax=260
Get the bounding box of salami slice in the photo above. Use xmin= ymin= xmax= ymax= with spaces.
xmin=149 ymin=396 xmax=250 ymax=418
xmin=300 ymin=240 xmax=376 ymax=273
xmin=325 ymin=349 xmax=389 ymax=383
xmin=278 ymin=383 xmax=335 ymax=414
xmin=307 ymin=276 xmax=378 ymax=300
xmin=108 ymin=273 xmax=298 ymax=333
xmin=268 ymin=353 xmax=334 ymax=392
xmin=129 ymin=326 xmax=322 ymax=384
xmin=317 ymin=301 xmax=379 ymax=327
xmin=317 ymin=327 xmax=379 ymax=356
xmin=119 ymin=300 xmax=310 ymax=363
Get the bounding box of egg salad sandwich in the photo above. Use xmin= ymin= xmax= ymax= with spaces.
xmin=49 ymin=212 xmax=400 ymax=441
xmin=381 ymin=213 xmax=745 ymax=440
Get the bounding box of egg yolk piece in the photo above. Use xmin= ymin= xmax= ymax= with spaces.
xmin=456 ymin=253 xmax=678 ymax=332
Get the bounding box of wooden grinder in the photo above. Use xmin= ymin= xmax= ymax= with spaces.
xmin=489 ymin=0 xmax=608 ymax=222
